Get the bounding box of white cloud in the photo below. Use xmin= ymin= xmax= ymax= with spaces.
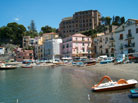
xmin=14 ymin=17 xmax=20 ymax=21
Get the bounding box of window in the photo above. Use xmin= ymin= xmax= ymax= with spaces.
xmin=82 ymin=37 xmax=85 ymax=41
xmin=136 ymin=28 xmax=138 ymax=33
xmin=83 ymin=43 xmax=85 ymax=46
xmin=62 ymin=45 xmax=65 ymax=49
xmin=119 ymin=34 xmax=123 ymax=40
xmin=66 ymin=44 xmax=69 ymax=48
xmin=82 ymin=48 xmax=85 ymax=52
xmin=128 ymin=29 xmax=131 ymax=35
xmin=106 ymin=49 xmax=108 ymax=54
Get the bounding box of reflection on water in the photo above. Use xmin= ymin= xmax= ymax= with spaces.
xmin=0 ymin=66 xmax=137 ymax=103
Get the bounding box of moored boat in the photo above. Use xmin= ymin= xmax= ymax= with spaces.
xmin=91 ymin=76 xmax=138 ymax=92
xmin=0 ymin=63 xmax=17 ymax=70
xmin=21 ymin=64 xmax=33 ymax=68
xmin=129 ymin=88 xmax=138 ymax=98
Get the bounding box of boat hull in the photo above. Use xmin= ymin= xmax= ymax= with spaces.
xmin=0 ymin=67 xmax=17 ymax=70
xmin=22 ymin=66 xmax=32 ymax=68
xmin=92 ymin=83 xmax=136 ymax=92
xmin=129 ymin=94 xmax=138 ymax=98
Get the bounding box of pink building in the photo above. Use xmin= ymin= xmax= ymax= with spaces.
xmin=60 ymin=33 xmax=92 ymax=59
xmin=14 ymin=48 xmax=34 ymax=62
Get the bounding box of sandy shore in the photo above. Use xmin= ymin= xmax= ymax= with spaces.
xmin=64 ymin=63 xmax=138 ymax=87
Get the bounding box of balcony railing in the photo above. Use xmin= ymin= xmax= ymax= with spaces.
xmin=125 ymin=34 xmax=134 ymax=40
xmin=120 ymin=46 xmax=123 ymax=50
xmin=128 ymin=49 xmax=135 ymax=53
xmin=124 ymin=43 xmax=135 ymax=48
xmin=110 ymin=38 xmax=115 ymax=42
xmin=110 ymin=45 xmax=115 ymax=48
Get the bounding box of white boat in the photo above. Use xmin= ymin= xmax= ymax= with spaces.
xmin=91 ymin=76 xmax=138 ymax=92
xmin=0 ymin=63 xmax=17 ymax=70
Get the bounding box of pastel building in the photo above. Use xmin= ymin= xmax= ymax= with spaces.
xmin=34 ymin=33 xmax=59 ymax=60
xmin=115 ymin=19 xmax=138 ymax=55
xmin=60 ymin=33 xmax=92 ymax=59
xmin=23 ymin=36 xmax=38 ymax=49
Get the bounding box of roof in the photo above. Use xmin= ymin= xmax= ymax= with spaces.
xmin=72 ymin=33 xmax=87 ymax=37
xmin=96 ymin=33 xmax=105 ymax=37
xmin=42 ymin=32 xmax=58 ymax=35
xmin=62 ymin=17 xmax=73 ymax=21
xmin=128 ymin=19 xmax=138 ymax=23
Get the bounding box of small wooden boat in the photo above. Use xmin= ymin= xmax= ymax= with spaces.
xmin=129 ymin=88 xmax=138 ymax=98
xmin=91 ymin=76 xmax=138 ymax=92
xmin=86 ymin=61 xmax=96 ymax=66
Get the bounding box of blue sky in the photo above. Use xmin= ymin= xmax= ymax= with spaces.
xmin=0 ymin=0 xmax=138 ymax=32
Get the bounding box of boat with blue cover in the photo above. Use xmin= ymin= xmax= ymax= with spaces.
xmin=100 ymin=57 xmax=114 ymax=64
xmin=129 ymin=88 xmax=138 ymax=98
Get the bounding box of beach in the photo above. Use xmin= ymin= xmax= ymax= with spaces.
xmin=64 ymin=63 xmax=138 ymax=88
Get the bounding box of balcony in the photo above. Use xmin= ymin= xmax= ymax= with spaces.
xmin=110 ymin=44 xmax=115 ymax=48
xmin=109 ymin=38 xmax=115 ymax=42
xmin=99 ymin=45 xmax=102 ymax=49
xmin=72 ymin=40 xmax=91 ymax=43
xmin=125 ymin=34 xmax=134 ymax=40
xmin=120 ymin=46 xmax=123 ymax=50
xmin=124 ymin=43 xmax=135 ymax=48
xmin=128 ymin=49 xmax=135 ymax=53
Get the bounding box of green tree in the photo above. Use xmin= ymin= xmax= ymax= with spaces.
xmin=112 ymin=16 xmax=120 ymax=26
xmin=25 ymin=20 xmax=38 ymax=38
xmin=28 ymin=20 xmax=37 ymax=32
xmin=120 ymin=17 xmax=125 ymax=24
xmin=41 ymin=25 xmax=56 ymax=33
xmin=105 ymin=16 xmax=111 ymax=25
xmin=0 ymin=22 xmax=26 ymax=46
xmin=100 ymin=16 xmax=106 ymax=25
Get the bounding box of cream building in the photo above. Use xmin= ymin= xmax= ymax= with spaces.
xmin=59 ymin=10 xmax=101 ymax=37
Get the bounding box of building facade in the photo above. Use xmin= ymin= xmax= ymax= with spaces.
xmin=44 ymin=39 xmax=62 ymax=61
xmin=23 ymin=36 xmax=38 ymax=49
xmin=60 ymin=33 xmax=92 ymax=59
xmin=59 ymin=10 xmax=101 ymax=37
xmin=34 ymin=33 xmax=59 ymax=60
xmin=14 ymin=48 xmax=34 ymax=62
xmin=94 ymin=33 xmax=116 ymax=57
xmin=0 ymin=47 xmax=5 ymax=55
xmin=115 ymin=19 xmax=138 ymax=56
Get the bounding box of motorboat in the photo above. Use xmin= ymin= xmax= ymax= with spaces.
xmin=91 ymin=76 xmax=138 ymax=92
xmin=0 ymin=63 xmax=17 ymax=70
xmin=129 ymin=88 xmax=138 ymax=98
xmin=72 ymin=61 xmax=84 ymax=66
xmin=100 ymin=57 xmax=114 ymax=64
xmin=22 ymin=64 xmax=33 ymax=68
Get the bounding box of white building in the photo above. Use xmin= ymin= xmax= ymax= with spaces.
xmin=115 ymin=19 xmax=138 ymax=56
xmin=0 ymin=47 xmax=5 ymax=55
xmin=94 ymin=33 xmax=115 ymax=57
xmin=44 ymin=39 xmax=62 ymax=61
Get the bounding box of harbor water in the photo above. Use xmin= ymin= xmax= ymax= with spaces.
xmin=0 ymin=66 xmax=137 ymax=103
